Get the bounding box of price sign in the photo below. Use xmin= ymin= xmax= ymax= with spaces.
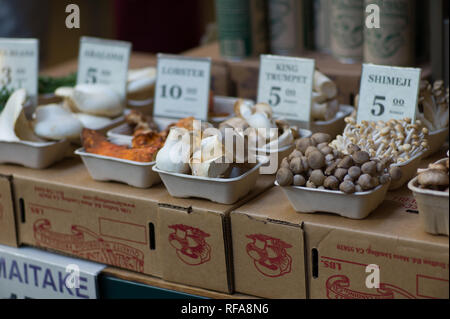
xmin=257 ymin=55 xmax=315 ymax=124
xmin=357 ymin=64 xmax=421 ymax=123
xmin=77 ymin=36 xmax=131 ymax=100
xmin=154 ymin=54 xmax=211 ymax=120
xmin=0 ymin=38 xmax=38 ymax=105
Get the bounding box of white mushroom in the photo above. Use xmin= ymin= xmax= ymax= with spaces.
xmin=314 ymin=70 xmax=337 ymax=99
xmin=155 ymin=127 xmax=192 ymax=173
xmin=0 ymin=89 xmax=43 ymax=142
xmin=190 ymin=135 xmax=230 ymax=178
xmin=55 ymin=84 xmax=124 ymax=118
xmin=73 ymin=113 xmax=115 ymax=130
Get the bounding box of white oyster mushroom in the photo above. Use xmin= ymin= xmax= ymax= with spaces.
xmin=73 ymin=113 xmax=115 ymax=130
xmin=55 ymin=84 xmax=124 ymax=117
xmin=33 ymin=104 xmax=83 ymax=141
xmin=190 ymin=135 xmax=230 ymax=178
xmin=156 ymin=127 xmax=192 ymax=173
xmin=0 ymin=89 xmax=43 ymax=142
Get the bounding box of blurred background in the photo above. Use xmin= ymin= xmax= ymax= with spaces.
xmin=0 ymin=0 xmax=448 ymax=83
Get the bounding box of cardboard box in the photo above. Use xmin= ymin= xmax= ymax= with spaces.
xmin=5 ymin=158 xmax=168 ymax=278
xmin=0 ymin=172 xmax=18 ymax=247
xmin=230 ymin=187 xmax=307 ymax=299
xmin=0 ymin=244 xmax=105 ymax=299
xmin=157 ymin=175 xmax=275 ymax=294
xmin=231 ymin=147 xmax=449 ymax=299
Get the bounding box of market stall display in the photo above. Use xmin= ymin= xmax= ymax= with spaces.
xmin=0 ymin=89 xmax=70 ymax=169
xmin=408 ymin=153 xmax=449 ymax=236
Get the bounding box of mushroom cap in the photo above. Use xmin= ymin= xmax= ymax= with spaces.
xmin=310 ymin=169 xmax=326 ymax=186
xmin=308 ymin=151 xmax=326 ymax=169
xmin=339 ymin=180 xmax=356 ymax=194
xmin=293 ymin=174 xmax=306 ymax=186
xmin=324 ymin=175 xmax=340 ymax=190
xmin=311 ymin=132 xmax=332 ymax=145
xmin=296 ymin=137 xmax=313 ymax=153
xmin=353 ymin=151 xmax=370 ymax=165
xmin=290 ymin=157 xmax=304 ymax=174
xmin=254 ymin=103 xmax=273 ymax=118
xmin=418 ymin=169 xmax=449 ymax=187
xmin=276 ymin=168 xmax=294 ymax=186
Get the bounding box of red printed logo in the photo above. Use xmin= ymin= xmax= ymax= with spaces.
xmin=245 ymin=234 xmax=293 ymax=277
xmin=326 ymin=275 xmax=416 ymax=299
xmin=33 ymin=219 xmax=144 ymax=272
xmin=168 ymin=224 xmax=211 ymax=265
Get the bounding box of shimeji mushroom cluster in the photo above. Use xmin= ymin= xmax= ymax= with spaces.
xmin=276 ymin=133 xmax=400 ymax=193
xmin=417 ymin=80 xmax=449 ymax=131
xmin=416 ymin=152 xmax=449 ymax=192
xmin=330 ymin=117 xmax=429 ymax=163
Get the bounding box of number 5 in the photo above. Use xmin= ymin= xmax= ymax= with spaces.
xmin=269 ymin=87 xmax=281 ymax=107
xmin=371 ymin=96 xmax=385 ymax=116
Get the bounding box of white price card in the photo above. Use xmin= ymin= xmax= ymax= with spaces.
xmin=357 ymin=64 xmax=421 ymax=123
xmin=154 ymin=54 xmax=211 ymax=120
xmin=0 ymin=38 xmax=38 ymax=105
xmin=258 ymin=55 xmax=315 ymax=124
xmin=77 ymin=36 xmax=131 ymax=100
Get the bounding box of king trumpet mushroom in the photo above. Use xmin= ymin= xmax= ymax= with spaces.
xmin=155 ymin=127 xmax=192 ymax=174
xmin=0 ymin=89 xmax=44 ymax=143
xmin=310 ymin=70 xmax=339 ymax=121
xmin=276 ymin=132 xmax=394 ymax=193
xmin=55 ymin=84 xmax=124 ymax=118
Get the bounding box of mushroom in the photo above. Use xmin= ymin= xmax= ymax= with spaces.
xmin=389 ymin=166 xmax=403 ymax=181
xmin=307 ymin=151 xmax=326 ymax=169
xmin=290 ymin=157 xmax=304 ymax=174
xmin=353 ymin=151 xmax=370 ymax=165
xmin=337 ymin=156 xmax=354 ymax=169
xmin=73 ymin=113 xmax=115 ymax=130
xmin=156 ymin=127 xmax=192 ymax=174
xmin=293 ymin=174 xmax=306 ymax=186
xmin=314 ymin=70 xmax=337 ymax=99
xmin=339 ymin=180 xmax=355 ymax=194
xmin=280 ymin=157 xmax=290 ymax=169
xmin=55 ymin=84 xmax=124 ymax=117
xmin=33 ymin=104 xmax=84 ymax=141
xmin=311 ymin=132 xmax=332 ymax=145
xmin=190 ymin=135 xmax=230 ymax=178
xmin=310 ymin=170 xmax=326 ymax=186
xmin=276 ymin=168 xmax=293 ymax=186
xmin=324 ymin=176 xmax=339 ymax=190
xmin=357 ymin=174 xmax=373 ymax=190
xmin=334 ymin=168 xmax=348 ymax=181
xmin=0 ymin=89 xmax=43 ymax=142
xmin=296 ymin=137 xmax=313 ymax=153
xmin=348 ymin=166 xmax=361 ymax=179
xmin=361 ymin=161 xmax=377 ymax=176
xmin=417 ymin=169 xmax=449 ymax=188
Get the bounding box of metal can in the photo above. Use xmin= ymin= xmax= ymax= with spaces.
xmin=330 ymin=0 xmax=364 ymax=63
xmin=363 ymin=0 xmax=415 ymax=66
xmin=268 ymin=0 xmax=304 ymax=56
xmin=215 ymin=0 xmax=268 ymax=60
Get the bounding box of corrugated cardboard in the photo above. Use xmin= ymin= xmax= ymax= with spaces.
xmin=230 ymin=187 xmax=306 ymax=299
xmin=4 ymin=158 xmax=168 ymax=278
xmin=157 ymin=175 xmax=275 ymax=294
xmin=0 ymin=173 xmax=18 ymax=247
xmin=0 ymin=244 xmax=105 ymax=299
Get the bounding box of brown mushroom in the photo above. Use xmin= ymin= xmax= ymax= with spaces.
xmin=325 ymin=161 xmax=338 ymax=176
xmin=357 ymin=174 xmax=373 ymax=190
xmin=348 ymin=166 xmax=362 ymax=179
xmin=353 ymin=151 xmax=370 ymax=165
xmin=319 ymin=146 xmax=333 ymax=155
xmin=339 ymin=180 xmax=356 ymax=194
xmin=418 ymin=169 xmax=449 ymax=187
xmin=293 ymin=174 xmax=306 ymax=186
xmin=389 ymin=166 xmax=403 ymax=181
xmin=311 ymin=132 xmax=332 ymax=145
xmin=290 ymin=157 xmax=304 ymax=174
xmin=276 ymin=168 xmax=293 ymax=186
xmin=337 ymin=156 xmax=354 ymax=169
xmin=305 ymin=146 xmax=319 ymax=157
xmin=280 ymin=157 xmax=290 ymax=169
xmin=347 ymin=144 xmax=360 ymax=154
xmin=306 ymin=180 xmax=317 ymax=188
xmin=288 ymin=149 xmax=303 ymax=161
xmin=379 ymin=174 xmax=391 ymax=185
xmin=324 ymin=176 xmax=340 ymax=190
xmin=361 ymin=161 xmax=377 ymax=176
xmin=308 ymin=151 xmax=326 ymax=170
xmin=334 ymin=168 xmax=348 ymax=181
xmin=296 ymin=137 xmax=313 ymax=153
xmin=310 ymin=169 xmax=326 ymax=186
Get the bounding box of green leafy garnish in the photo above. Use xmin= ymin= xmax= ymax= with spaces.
xmin=38 ymin=73 xmax=77 ymax=95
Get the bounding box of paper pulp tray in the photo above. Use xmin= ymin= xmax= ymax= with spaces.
xmin=153 ymin=162 xmax=262 ymax=205
xmin=408 ymin=161 xmax=449 ymax=236
xmin=299 ymin=105 xmax=354 ymax=138
xmin=75 ymin=148 xmax=160 ymax=188
xmin=276 ymin=181 xmax=390 ymax=219
xmin=423 ymin=127 xmax=449 ymax=158
xmin=389 ymin=152 xmax=424 ymax=191
xmin=0 ymin=140 xmax=70 ymax=169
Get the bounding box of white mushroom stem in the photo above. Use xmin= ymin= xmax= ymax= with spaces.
xmin=314 ymin=70 xmax=337 ymax=99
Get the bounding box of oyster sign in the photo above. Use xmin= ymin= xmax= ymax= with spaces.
xmin=0 ymin=38 xmax=38 ymax=106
